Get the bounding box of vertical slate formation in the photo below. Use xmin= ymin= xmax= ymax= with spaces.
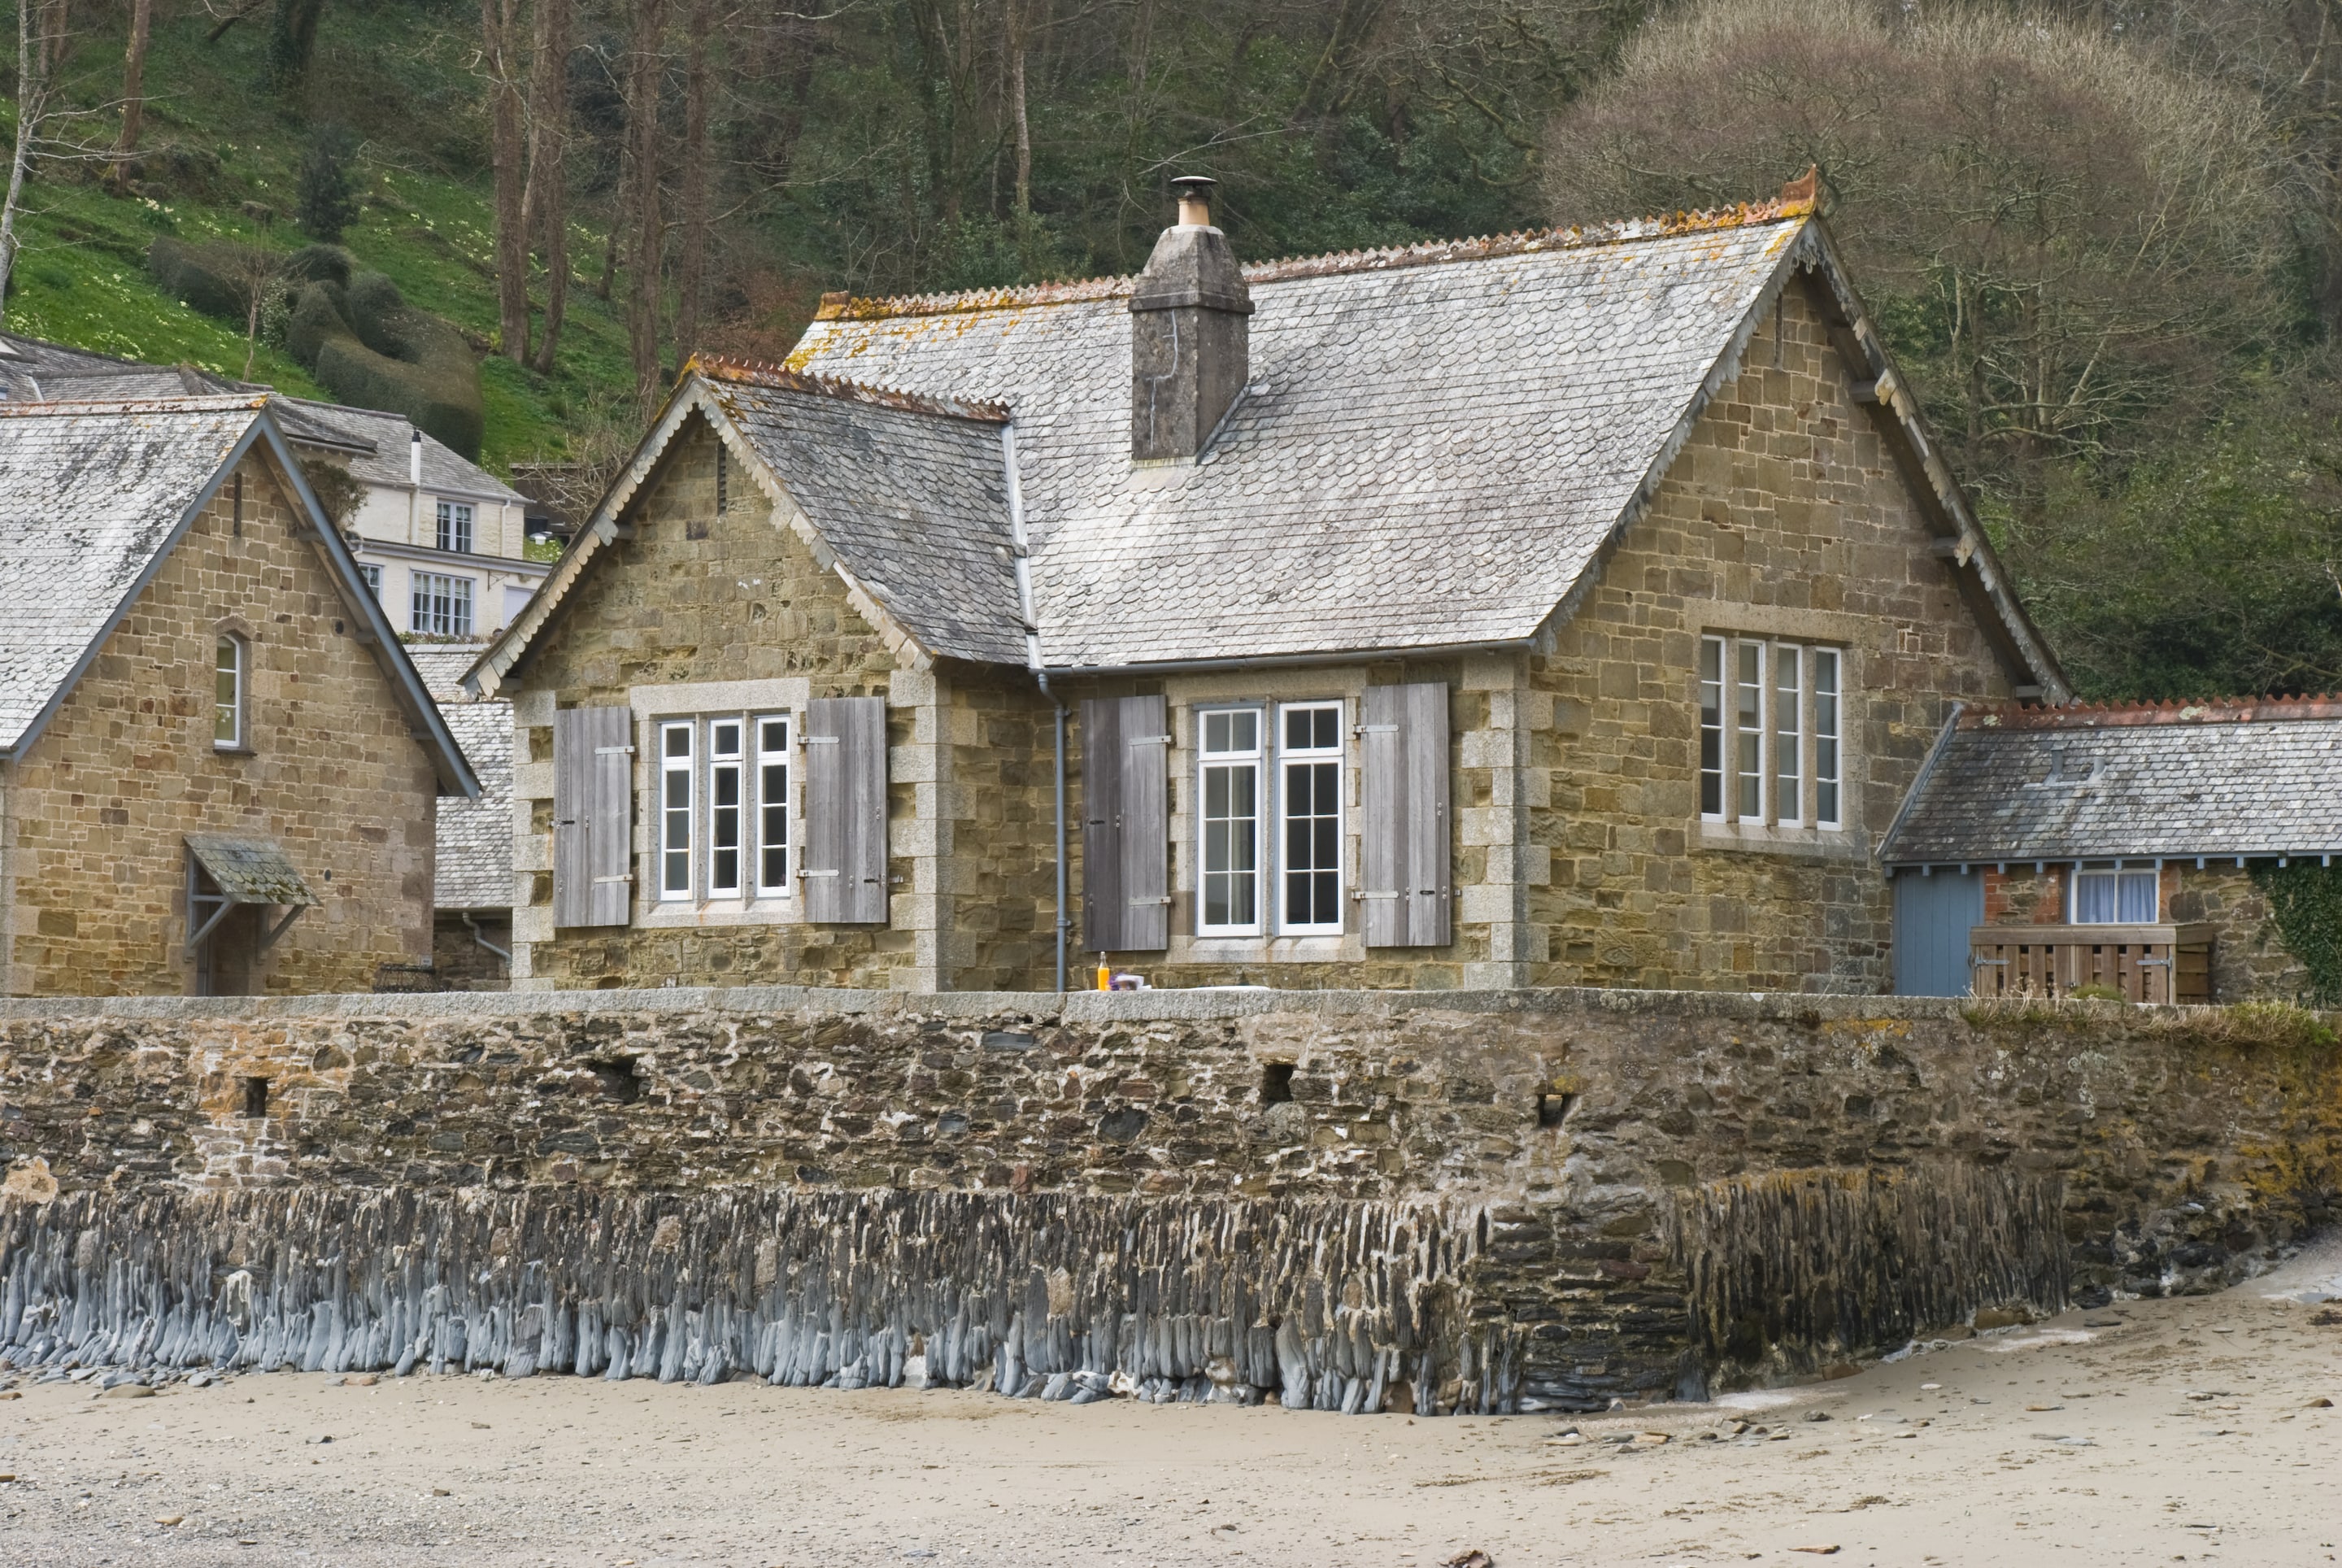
xmin=0 ymin=1189 xmax=1520 ymax=1415
xmin=1130 ymin=176 xmax=1253 ymax=463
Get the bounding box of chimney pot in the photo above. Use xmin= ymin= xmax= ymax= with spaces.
xmin=1170 ymin=174 xmax=1217 ymax=229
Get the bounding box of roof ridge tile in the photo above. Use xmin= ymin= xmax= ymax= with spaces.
xmin=1965 ymin=694 xmax=2342 ymax=730
xmin=804 ymin=197 xmax=1814 ymax=324
xmin=687 ymin=352 xmax=1009 ymax=423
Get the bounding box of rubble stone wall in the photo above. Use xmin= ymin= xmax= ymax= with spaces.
xmin=2 ymin=988 xmax=2335 ymax=1411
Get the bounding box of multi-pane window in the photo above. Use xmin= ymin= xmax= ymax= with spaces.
xmin=435 ymin=500 xmax=475 ymax=555
xmin=756 ymin=716 xmax=790 ymax=895
xmin=1279 ymin=703 xmax=1343 ymax=932
xmin=707 ymin=720 xmax=744 ymax=897
xmin=2073 ymin=864 xmax=2157 ymax=923
xmin=1199 ymin=708 xmax=1262 ymax=934
xmin=359 ymin=563 xmax=382 ymax=600
xmin=652 ymin=714 xmax=795 ymax=904
xmin=1700 ymin=635 xmax=1844 ymax=830
xmin=213 ymin=634 xmax=244 ymax=749
xmin=660 ymin=723 xmax=694 ymax=900
xmin=411 ymin=572 xmax=473 ymax=636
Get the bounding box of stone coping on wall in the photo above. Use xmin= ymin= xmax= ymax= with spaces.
xmin=0 ymin=984 xmax=2057 ymax=1026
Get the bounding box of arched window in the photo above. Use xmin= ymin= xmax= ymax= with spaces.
xmin=214 ymin=634 xmax=246 ymax=749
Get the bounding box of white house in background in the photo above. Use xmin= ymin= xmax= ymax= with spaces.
xmin=0 ymin=333 xmax=549 ymax=638
xmin=294 ymin=402 xmax=548 ymax=638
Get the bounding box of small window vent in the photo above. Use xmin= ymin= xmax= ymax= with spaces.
xmin=241 ymin=1076 xmax=269 ymax=1119
xmin=1260 ymin=1062 xmax=1296 ymax=1105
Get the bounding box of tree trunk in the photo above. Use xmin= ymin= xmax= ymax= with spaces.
xmin=110 ymin=0 xmax=153 ymax=190
xmin=1010 ymin=0 xmax=1030 ymax=216
xmin=623 ymin=0 xmax=669 ymax=403
xmin=483 ymin=0 xmax=531 ymax=364
xmin=522 ymin=0 xmax=572 ymax=375
xmin=672 ymin=0 xmax=711 ymax=372
xmin=0 ymin=0 xmax=59 ymax=316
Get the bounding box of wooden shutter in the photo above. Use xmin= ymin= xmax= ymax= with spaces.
xmin=552 ymin=705 xmax=634 ymax=927
xmin=804 ymin=695 xmax=888 ymax=923
xmin=1080 ymin=695 xmax=1169 ymax=952
xmin=1361 ymin=683 xmax=1451 ymax=947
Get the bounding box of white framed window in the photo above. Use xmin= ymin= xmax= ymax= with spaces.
xmin=755 ymin=714 xmax=791 ymax=896
xmin=359 ymin=563 xmax=382 ymax=600
xmin=435 ymin=499 xmax=475 ymax=555
xmin=1813 ymin=647 xmax=1841 ymax=828
xmin=1699 ymin=638 xmax=1725 ymax=817
xmin=707 ymin=719 xmax=745 ymax=897
xmin=1278 ymin=702 xmax=1343 ymax=933
xmin=1700 ymin=634 xmax=1847 ymax=831
xmin=411 ymin=572 xmax=473 ymax=636
xmin=660 ymin=722 xmax=694 ymax=900
xmin=2073 ymin=862 xmax=2157 ymax=924
xmin=1198 ymin=708 xmax=1263 ymax=934
xmin=1735 ymin=640 xmax=1765 ymax=820
xmin=1773 ymin=644 xmax=1803 ymax=829
xmin=213 ymin=633 xmax=246 ymax=750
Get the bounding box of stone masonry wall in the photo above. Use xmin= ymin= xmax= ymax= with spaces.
xmin=1523 ymin=274 xmax=2018 ymax=995
xmin=2 ymin=988 xmax=2335 ymax=1409
xmin=0 ymin=448 xmax=438 ymax=996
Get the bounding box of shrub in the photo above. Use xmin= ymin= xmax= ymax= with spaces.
xmin=148 ymin=236 xmax=250 ymax=320
xmin=283 ymin=272 xmax=485 ymax=458
xmin=297 ymin=127 xmax=362 ymax=244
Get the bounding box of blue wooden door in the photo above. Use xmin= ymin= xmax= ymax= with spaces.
xmin=1892 ymin=869 xmax=1983 ymax=996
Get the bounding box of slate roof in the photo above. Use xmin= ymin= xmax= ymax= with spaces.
xmin=0 ymin=396 xmax=268 ymax=751
xmin=701 ymin=363 xmax=1023 ymax=664
xmin=0 ymin=332 xmax=518 ymax=499
xmin=1880 ymin=699 xmax=2342 ymax=864
xmin=472 ymin=198 xmax=2063 ymax=695
xmin=406 ymin=643 xmax=513 ymax=910
xmin=0 ymin=395 xmax=478 ymax=794
xmin=786 ymin=211 xmax=1806 ymax=669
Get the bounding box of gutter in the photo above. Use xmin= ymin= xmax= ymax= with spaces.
xmin=1033 ymin=635 xmax=1539 ymax=683
xmin=1003 ymin=421 xmax=1070 ymax=993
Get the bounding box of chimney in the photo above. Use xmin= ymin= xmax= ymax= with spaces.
xmin=1130 ymin=175 xmax=1252 ymax=463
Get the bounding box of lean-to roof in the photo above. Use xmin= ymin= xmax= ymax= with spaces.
xmin=1880 ymin=699 xmax=2342 ymax=865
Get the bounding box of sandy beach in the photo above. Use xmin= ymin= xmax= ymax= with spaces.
xmin=3 ymin=1238 xmax=2336 ymax=1568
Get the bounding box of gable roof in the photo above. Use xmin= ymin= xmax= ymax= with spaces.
xmin=0 ymin=395 xmax=477 ymax=795
xmin=473 ymin=197 xmax=2066 ymax=695
xmin=1880 ymin=699 xmax=2342 ymax=865
xmin=0 ymin=331 xmax=518 ymax=499
xmin=468 ymin=366 xmax=1022 ymax=693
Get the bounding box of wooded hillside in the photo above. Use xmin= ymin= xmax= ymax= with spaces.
xmin=2 ymin=0 xmax=2336 ymax=699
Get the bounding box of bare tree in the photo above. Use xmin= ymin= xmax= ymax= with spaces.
xmin=621 ymin=0 xmax=669 ymax=403
xmin=108 ymin=0 xmax=153 ymax=190
xmin=521 ymin=0 xmax=572 ymax=375
xmin=0 ymin=0 xmax=70 ymax=318
xmin=222 ymin=244 xmax=285 ymax=378
xmin=481 ymin=0 xmax=532 ymax=364
xmin=1542 ymin=0 xmax=2286 ymax=511
xmin=673 ymin=0 xmax=712 ymax=368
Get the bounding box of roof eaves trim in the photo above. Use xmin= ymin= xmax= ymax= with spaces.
xmin=1876 ymin=703 xmax=1965 ymax=866
xmin=689 ymin=352 xmax=1009 ymax=423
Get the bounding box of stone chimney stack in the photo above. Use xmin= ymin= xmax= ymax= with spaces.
xmin=1130 ymin=175 xmax=1252 ymax=463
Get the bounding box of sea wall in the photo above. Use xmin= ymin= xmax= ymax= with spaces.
xmin=2 ymin=988 xmax=2336 ymax=1410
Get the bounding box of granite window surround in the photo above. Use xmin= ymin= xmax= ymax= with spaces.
xmin=627 ymin=677 xmax=816 ymax=930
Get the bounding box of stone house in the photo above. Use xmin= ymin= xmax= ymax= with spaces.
xmin=1879 ymin=697 xmax=2341 ymax=1001
xmin=467 ymin=177 xmax=2067 ymax=995
xmin=0 ymin=332 xmax=547 ymax=635
xmin=0 ymin=395 xmax=477 ymax=995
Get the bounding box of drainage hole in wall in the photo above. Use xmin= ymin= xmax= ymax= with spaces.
xmin=1260 ymin=1062 xmax=1296 ymax=1105
xmin=1536 ymin=1091 xmax=1578 ymax=1129
xmin=590 ymin=1057 xmax=643 ymax=1104
xmin=240 ymin=1077 xmax=269 ymax=1119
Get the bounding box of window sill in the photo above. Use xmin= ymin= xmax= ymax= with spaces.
xmin=634 ymin=897 xmax=801 ymax=930
xmin=1697 ymin=820 xmax=1863 ymax=860
xmin=212 ymin=743 xmax=254 ymax=757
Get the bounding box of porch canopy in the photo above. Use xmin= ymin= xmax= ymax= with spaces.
xmin=184 ymin=834 xmax=319 ymax=955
